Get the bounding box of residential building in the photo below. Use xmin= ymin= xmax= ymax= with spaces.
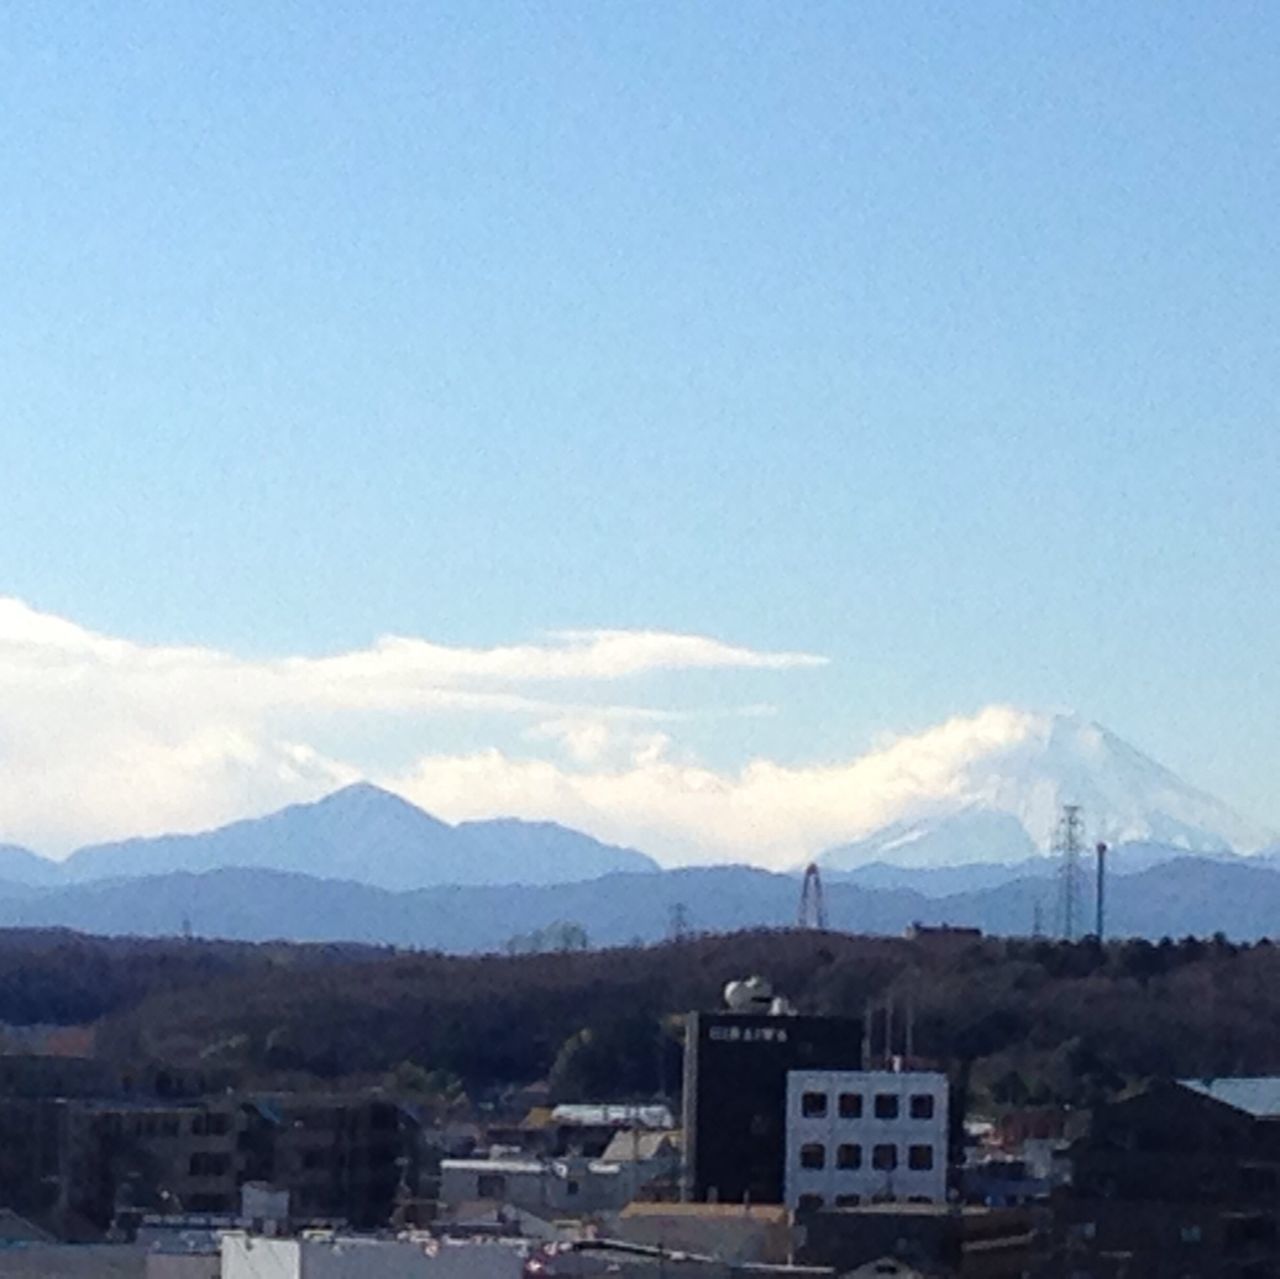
xmin=0 ymin=1092 xmax=417 ymax=1238
xmin=796 ymin=1202 xmax=1036 ymax=1279
xmin=784 ymin=1071 xmax=948 ymax=1211
xmin=1050 ymin=1076 xmax=1280 ymax=1278
xmin=503 ymin=1104 xmax=674 ymax=1160
xmin=439 ymin=1154 xmax=631 ymax=1217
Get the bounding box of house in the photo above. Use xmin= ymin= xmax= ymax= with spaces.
xmin=796 ymin=1202 xmax=1036 ymax=1279
xmin=1050 ymin=1076 xmax=1280 ymax=1278
xmin=439 ymin=1154 xmax=631 ymax=1217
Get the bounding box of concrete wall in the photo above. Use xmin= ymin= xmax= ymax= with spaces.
xmin=0 ymin=1244 xmax=145 ymax=1277
xmin=145 ymin=1254 xmax=219 ymax=1279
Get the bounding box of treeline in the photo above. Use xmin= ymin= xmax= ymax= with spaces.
xmin=5 ymin=927 xmax=1280 ymax=1109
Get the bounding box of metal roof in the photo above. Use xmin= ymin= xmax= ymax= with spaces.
xmin=549 ymin=1104 xmax=674 ymax=1129
xmin=1178 ymin=1077 xmax=1280 ymax=1117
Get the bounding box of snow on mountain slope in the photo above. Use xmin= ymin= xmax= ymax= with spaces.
xmin=819 ymin=708 xmax=1271 ymax=869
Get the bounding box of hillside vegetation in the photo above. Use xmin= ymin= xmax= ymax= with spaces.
xmin=4 ymin=927 xmax=1279 ymax=1109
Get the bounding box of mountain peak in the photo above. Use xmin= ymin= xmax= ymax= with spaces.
xmin=820 ymin=705 xmax=1272 ymax=871
xmin=60 ymin=785 xmax=658 ymax=890
xmin=314 ymin=781 xmax=420 ymax=813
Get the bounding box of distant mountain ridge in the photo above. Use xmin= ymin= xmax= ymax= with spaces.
xmin=13 ymin=784 xmax=659 ymax=891
xmin=1 ymin=709 xmax=1272 ymax=898
xmin=0 ymin=855 xmax=1278 ymax=950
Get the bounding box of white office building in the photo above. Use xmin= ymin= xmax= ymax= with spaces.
xmin=784 ymin=1070 xmax=949 ymax=1211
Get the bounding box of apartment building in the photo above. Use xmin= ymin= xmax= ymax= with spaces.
xmin=784 ymin=1071 xmax=949 ymax=1211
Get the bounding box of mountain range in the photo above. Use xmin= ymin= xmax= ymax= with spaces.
xmin=0 ymin=709 xmax=1274 ymax=949
xmin=5 ymin=783 xmax=658 ymax=890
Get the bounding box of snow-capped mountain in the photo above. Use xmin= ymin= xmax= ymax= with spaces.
xmin=819 ymin=708 xmax=1272 ymax=871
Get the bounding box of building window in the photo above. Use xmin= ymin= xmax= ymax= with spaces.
xmin=800 ymin=1143 xmax=826 ymax=1170
xmin=801 ymin=1092 xmax=828 ymax=1118
xmin=838 ymin=1092 xmax=863 ymax=1119
xmin=874 ymin=1094 xmax=899 ymax=1120
xmin=908 ymin=1145 xmax=934 ymax=1171
xmin=796 ymin=1194 xmax=824 ymax=1214
xmin=835 ymin=1194 xmax=861 ymax=1208
xmin=191 ymin=1112 xmax=231 ymax=1137
xmin=836 ymin=1143 xmax=862 ymax=1170
xmin=909 ymin=1094 xmax=935 ymax=1120
xmin=188 ymin=1152 xmax=230 ymax=1177
xmin=872 ymin=1144 xmax=897 ymax=1170
xmin=567 ymin=1180 xmax=580 ymax=1197
xmin=477 ymin=1174 xmax=506 ymax=1199
xmin=1180 ymin=1225 xmax=1203 ymax=1244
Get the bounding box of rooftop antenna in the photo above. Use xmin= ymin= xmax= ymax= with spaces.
xmin=1054 ymin=805 xmax=1086 ymax=942
xmin=1032 ymin=899 xmax=1044 ymax=939
xmin=798 ymin=863 xmax=828 ymax=930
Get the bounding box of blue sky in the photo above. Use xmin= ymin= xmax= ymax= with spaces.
xmin=1 ymin=3 xmax=1277 ymax=852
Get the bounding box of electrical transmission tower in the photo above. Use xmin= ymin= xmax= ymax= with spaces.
xmin=1055 ymin=804 xmax=1086 ymax=941
xmin=798 ymin=863 xmax=828 ymax=930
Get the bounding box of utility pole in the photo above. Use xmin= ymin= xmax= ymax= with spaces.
xmin=669 ymin=902 xmax=689 ymax=943
xmin=1095 ymin=842 xmax=1108 ymax=941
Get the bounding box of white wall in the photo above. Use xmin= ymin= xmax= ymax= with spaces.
xmin=221 ymin=1233 xmax=526 ymax=1279
xmin=221 ymin=1236 xmax=300 ymax=1279
xmin=784 ymin=1070 xmax=949 ymax=1209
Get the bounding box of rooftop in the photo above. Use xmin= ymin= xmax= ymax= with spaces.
xmin=601 ymin=1130 xmax=680 ymax=1162
xmin=1178 ymin=1077 xmax=1280 ymax=1118
xmin=549 ymin=1104 xmax=675 ymax=1129
xmin=620 ymin=1203 xmax=789 ymax=1224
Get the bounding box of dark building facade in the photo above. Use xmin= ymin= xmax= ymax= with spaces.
xmin=682 ymin=1011 xmax=861 ymax=1205
xmin=0 ymin=1092 xmax=417 ymax=1238
xmin=798 ymin=1203 xmax=1037 ymax=1279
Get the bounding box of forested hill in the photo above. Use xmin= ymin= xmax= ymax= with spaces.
xmin=3 ymin=927 xmax=1280 ymax=1110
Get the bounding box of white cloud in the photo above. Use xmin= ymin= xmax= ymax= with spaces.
xmin=9 ymin=599 xmax=1256 ymax=868
xmin=381 ymin=709 xmax=1042 ymax=868
xmin=0 ymin=597 xmax=824 ymax=853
